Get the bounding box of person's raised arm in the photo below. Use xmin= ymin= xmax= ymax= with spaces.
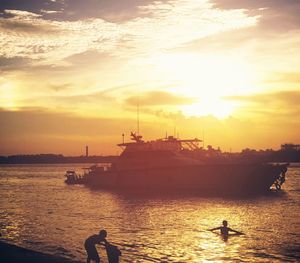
xmin=103 ymin=239 xmax=109 ymax=246
xmin=208 ymin=227 xmax=221 ymax=232
xmin=97 ymin=238 xmax=109 ymax=246
xmin=228 ymin=228 xmax=244 ymax=235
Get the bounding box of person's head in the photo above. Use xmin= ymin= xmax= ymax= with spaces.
xmin=222 ymin=220 xmax=228 ymax=227
xmin=99 ymin=229 xmax=107 ymax=239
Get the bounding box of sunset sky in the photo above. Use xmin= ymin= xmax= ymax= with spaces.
xmin=1 ymin=0 xmax=300 ymax=155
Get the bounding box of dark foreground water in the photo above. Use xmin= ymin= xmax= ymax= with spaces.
xmin=0 ymin=163 xmax=299 ymax=262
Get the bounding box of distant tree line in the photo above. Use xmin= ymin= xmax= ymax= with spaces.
xmin=0 ymin=154 xmax=118 ymax=164
xmin=240 ymin=144 xmax=300 ymax=163
xmin=183 ymin=143 xmax=300 ymax=163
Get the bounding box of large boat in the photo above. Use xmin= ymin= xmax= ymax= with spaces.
xmin=66 ymin=132 xmax=288 ymax=195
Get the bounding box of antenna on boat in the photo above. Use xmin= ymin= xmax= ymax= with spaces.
xmin=137 ymin=96 xmax=140 ymax=136
xmin=122 ymin=133 xmax=124 ymax=144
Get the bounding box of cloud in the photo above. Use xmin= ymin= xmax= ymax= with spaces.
xmin=224 ymin=90 xmax=300 ymax=120
xmin=0 ymin=0 xmax=259 ymax=64
xmin=0 ymin=107 xmax=123 ymax=136
xmin=212 ymin=0 xmax=298 ymax=10
xmin=64 ymin=50 xmax=114 ymax=66
xmin=224 ymin=90 xmax=300 ymax=105
xmin=126 ymin=91 xmax=197 ymax=106
xmin=0 ymin=19 xmax=57 ymax=34
xmin=17 ymin=83 xmax=134 ymax=109
xmin=0 ymin=0 xmax=157 ymax=22
xmin=0 ymin=1 xmax=64 ymax=19
xmin=268 ymin=72 xmax=300 ymax=83
xmin=0 ymin=10 xmax=119 ymax=61
xmin=48 ymin=83 xmax=71 ymax=92
xmin=266 ymin=90 xmax=300 ymax=106
xmin=212 ymin=0 xmax=300 ymax=32
xmin=0 ymin=56 xmax=31 ymax=70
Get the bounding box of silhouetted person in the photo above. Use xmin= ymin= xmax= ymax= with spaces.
xmin=84 ymin=229 xmax=108 ymax=263
xmin=105 ymin=242 xmax=121 ymax=263
xmin=209 ymin=220 xmax=244 ymax=240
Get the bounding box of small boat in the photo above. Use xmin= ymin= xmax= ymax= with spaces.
xmin=64 ymin=170 xmax=85 ymax=184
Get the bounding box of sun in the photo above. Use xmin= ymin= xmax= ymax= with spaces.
xmin=181 ymin=99 xmax=238 ymax=119
xmin=149 ymin=52 xmax=255 ymax=118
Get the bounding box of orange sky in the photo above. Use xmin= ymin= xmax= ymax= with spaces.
xmin=0 ymin=0 xmax=300 ymax=155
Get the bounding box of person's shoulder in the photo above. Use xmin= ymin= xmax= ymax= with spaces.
xmin=87 ymin=234 xmax=97 ymax=238
xmin=88 ymin=234 xmax=99 ymax=241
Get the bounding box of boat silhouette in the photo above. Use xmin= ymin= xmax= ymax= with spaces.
xmin=65 ymin=132 xmax=288 ymax=195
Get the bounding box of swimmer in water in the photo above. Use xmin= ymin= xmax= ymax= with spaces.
xmin=209 ymin=220 xmax=244 ymax=240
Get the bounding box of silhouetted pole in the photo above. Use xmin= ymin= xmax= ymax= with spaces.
xmin=86 ymin=146 xmax=89 ymax=157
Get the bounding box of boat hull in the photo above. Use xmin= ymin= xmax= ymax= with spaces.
xmin=83 ymin=163 xmax=288 ymax=195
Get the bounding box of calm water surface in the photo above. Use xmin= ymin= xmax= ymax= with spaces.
xmin=0 ymin=163 xmax=299 ymax=262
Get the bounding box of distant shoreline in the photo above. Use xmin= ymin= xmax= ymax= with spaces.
xmin=0 ymin=241 xmax=82 ymax=263
xmin=0 ymin=154 xmax=118 ymax=164
xmin=1 ymin=148 xmax=300 ymax=164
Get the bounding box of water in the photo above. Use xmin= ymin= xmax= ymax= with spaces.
xmin=0 ymin=163 xmax=299 ymax=262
